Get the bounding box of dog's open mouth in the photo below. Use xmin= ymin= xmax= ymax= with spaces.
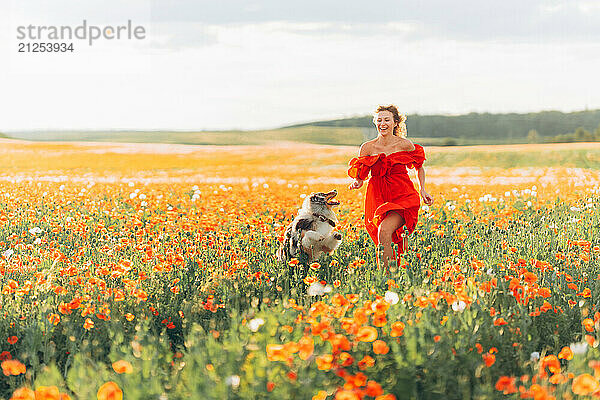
xmin=324 ymin=190 xmax=340 ymax=206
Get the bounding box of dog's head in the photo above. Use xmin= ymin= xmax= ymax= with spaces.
xmin=301 ymin=190 xmax=339 ymax=223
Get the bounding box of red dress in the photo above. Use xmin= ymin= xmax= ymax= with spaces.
xmin=347 ymin=144 xmax=426 ymax=259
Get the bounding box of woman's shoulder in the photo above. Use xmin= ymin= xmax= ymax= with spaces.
xmin=398 ymin=138 xmax=417 ymax=151
xmin=358 ymin=140 xmax=376 ymax=156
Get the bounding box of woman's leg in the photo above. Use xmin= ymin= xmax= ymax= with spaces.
xmin=377 ymin=211 xmax=405 ymax=270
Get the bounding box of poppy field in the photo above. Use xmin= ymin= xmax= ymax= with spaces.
xmin=2 ymin=140 xmax=600 ymax=399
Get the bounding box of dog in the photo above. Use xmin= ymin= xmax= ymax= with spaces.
xmin=277 ymin=190 xmax=342 ymax=263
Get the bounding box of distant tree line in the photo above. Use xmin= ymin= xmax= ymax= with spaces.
xmin=287 ymin=109 xmax=600 ymax=141
xmin=544 ymin=124 xmax=600 ymax=143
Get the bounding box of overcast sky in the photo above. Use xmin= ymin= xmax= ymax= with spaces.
xmin=0 ymin=0 xmax=599 ymax=131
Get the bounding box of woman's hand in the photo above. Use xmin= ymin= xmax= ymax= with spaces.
xmin=420 ymin=188 xmax=434 ymax=205
xmin=348 ymin=178 xmax=364 ymax=190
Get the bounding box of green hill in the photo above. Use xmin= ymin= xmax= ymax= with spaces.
xmin=4 ymin=109 xmax=600 ymax=146
xmin=287 ymin=109 xmax=600 ymax=140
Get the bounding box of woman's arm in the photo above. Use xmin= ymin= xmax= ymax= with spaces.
xmin=348 ymin=143 xmax=370 ymax=190
xmin=416 ymin=166 xmax=434 ymax=205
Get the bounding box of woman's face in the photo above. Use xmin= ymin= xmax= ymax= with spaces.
xmin=374 ymin=111 xmax=398 ymax=136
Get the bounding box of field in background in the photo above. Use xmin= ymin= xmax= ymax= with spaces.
xmin=4 ymin=128 xmax=547 ymax=147
xmin=1 ymin=139 xmax=600 ymax=399
xmin=5 ymin=127 xmax=367 ymax=146
xmin=3 ymin=139 xmax=600 ymax=171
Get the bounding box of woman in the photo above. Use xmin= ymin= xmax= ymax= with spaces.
xmin=348 ymin=105 xmax=433 ymax=269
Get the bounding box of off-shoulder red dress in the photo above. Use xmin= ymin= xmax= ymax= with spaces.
xmin=347 ymin=144 xmax=426 ymax=258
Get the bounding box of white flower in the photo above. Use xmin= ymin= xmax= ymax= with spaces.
xmin=421 ymin=205 xmax=430 ymax=212
xmin=570 ymin=342 xmax=588 ymax=355
xmin=384 ymin=291 xmax=399 ymax=305
xmin=451 ymin=300 xmax=466 ymax=312
xmin=307 ymin=282 xmax=332 ymax=296
xmin=226 ymin=375 xmax=240 ymax=388
xmin=2 ymin=249 xmax=14 ymax=259
xmin=530 ymin=351 xmax=540 ymax=362
xmin=247 ymin=318 xmax=265 ymax=332
xmin=34 ymin=238 xmax=42 ymax=245
xmin=29 ymin=227 xmax=42 ymax=235
xmin=570 ymin=206 xmax=581 ymax=212
xmin=129 ymin=192 xmax=137 ymax=199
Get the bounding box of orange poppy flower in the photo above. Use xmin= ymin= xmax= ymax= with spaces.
xmin=112 ymin=360 xmax=133 ymax=374
xmin=34 ymin=386 xmax=60 ymax=400
xmin=266 ymin=345 xmax=288 ymax=362
xmin=316 ymin=354 xmax=334 ymax=371
xmin=373 ymin=340 xmax=389 ymax=355
xmin=97 ymin=382 xmax=123 ymax=400
xmin=339 ymin=352 xmax=354 ymax=367
xmin=541 ymin=355 xmax=561 ymax=375
xmin=335 ymin=390 xmax=360 ymax=400
xmin=2 ymin=359 xmax=26 ymax=376
xmin=83 ymin=318 xmax=94 ymax=330
xmin=10 ymin=387 xmax=35 ymax=400
xmin=482 ymin=353 xmax=496 ymax=367
xmin=572 ymin=373 xmax=600 ymax=395
xmin=538 ymin=288 xmax=551 ymax=298
xmin=298 ymin=336 xmax=314 ymax=360
xmin=7 ymin=336 xmax=18 ymax=345
xmin=358 ymin=355 xmax=375 ymax=370
xmin=313 ymin=391 xmax=328 ymax=400
xmin=47 ymin=314 xmax=60 ymax=325
xmin=366 ymin=381 xmax=383 ymax=397
xmin=549 ymin=373 xmax=567 ymax=384
xmin=356 ymin=326 xmax=378 ymax=342
xmin=329 ymin=334 xmax=351 ymax=353
xmin=372 ymin=314 xmax=387 ymax=327
xmin=540 ymin=302 xmax=553 ymax=313
xmin=558 ymin=346 xmax=573 ymax=360
xmin=390 ymin=322 xmax=405 ymax=337
xmin=495 ymin=376 xmax=517 ymax=394
xmin=583 ymin=318 xmax=595 ymax=332
xmin=374 ymin=395 xmax=396 ymax=400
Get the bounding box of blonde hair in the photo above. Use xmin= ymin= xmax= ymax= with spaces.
xmin=374 ymin=104 xmax=407 ymax=138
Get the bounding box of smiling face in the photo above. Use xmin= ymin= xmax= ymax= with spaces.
xmin=374 ymin=110 xmax=398 ymax=136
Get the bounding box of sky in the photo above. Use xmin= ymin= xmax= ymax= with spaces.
xmin=0 ymin=0 xmax=599 ymax=131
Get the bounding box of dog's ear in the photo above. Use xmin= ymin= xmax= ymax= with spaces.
xmin=294 ymin=218 xmax=313 ymax=231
